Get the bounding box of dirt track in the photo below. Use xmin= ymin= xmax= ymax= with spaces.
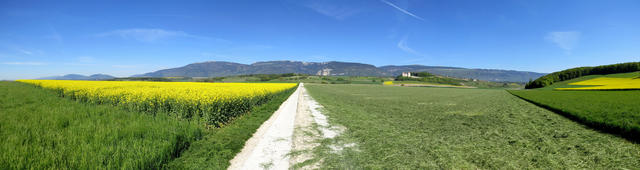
xmin=229 ymin=83 xmax=347 ymax=170
xmin=228 ymin=84 xmax=301 ymax=169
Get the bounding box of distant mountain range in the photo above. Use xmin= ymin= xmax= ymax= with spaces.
xmin=379 ymin=65 xmax=546 ymax=82
xmin=39 ymin=74 xmax=116 ymax=80
xmin=136 ymin=61 xmax=546 ymax=82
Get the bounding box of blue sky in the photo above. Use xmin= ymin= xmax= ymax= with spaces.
xmin=1 ymin=0 xmax=639 ymax=79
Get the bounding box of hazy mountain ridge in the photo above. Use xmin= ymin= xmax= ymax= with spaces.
xmin=379 ymin=65 xmax=547 ymax=82
xmin=39 ymin=74 xmax=116 ymax=80
xmin=137 ymin=61 xmax=389 ymax=77
xmin=138 ymin=60 xmax=546 ymax=82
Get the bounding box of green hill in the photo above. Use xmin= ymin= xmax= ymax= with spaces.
xmin=511 ymin=70 xmax=640 ymax=142
xmin=535 ymin=71 xmax=640 ymax=90
xmin=526 ymin=62 xmax=640 ymax=89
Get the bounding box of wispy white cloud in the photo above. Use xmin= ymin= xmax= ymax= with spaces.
xmin=307 ymin=2 xmax=361 ymax=20
xmin=380 ymin=0 xmax=425 ymax=21
xmin=397 ymin=36 xmax=425 ymax=57
xmin=2 ymin=62 xmax=47 ymax=66
xmin=96 ymin=28 xmax=207 ymax=42
xmin=545 ymin=31 xmax=581 ymax=54
xmin=5 ymin=45 xmax=40 ymax=56
xmin=16 ymin=48 xmax=33 ymax=55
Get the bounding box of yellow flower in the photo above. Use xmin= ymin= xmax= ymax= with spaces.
xmin=555 ymin=77 xmax=640 ymax=90
xmin=16 ymin=80 xmax=297 ymax=126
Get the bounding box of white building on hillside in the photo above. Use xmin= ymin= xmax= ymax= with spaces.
xmin=402 ymin=72 xmax=412 ymax=77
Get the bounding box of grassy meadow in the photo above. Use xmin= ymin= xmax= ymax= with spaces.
xmin=0 ymin=81 xmax=202 ymax=169
xmin=3 ymin=71 xmax=638 ymax=169
xmin=0 ymin=81 xmax=296 ymax=169
xmin=510 ymin=71 xmax=640 ymax=141
xmin=508 ymin=90 xmax=640 ymax=141
xmin=304 ymin=84 xmax=640 ymax=169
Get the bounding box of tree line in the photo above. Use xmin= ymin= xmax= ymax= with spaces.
xmin=525 ymin=62 xmax=640 ymax=89
xmin=395 ymin=72 xmax=464 ymax=86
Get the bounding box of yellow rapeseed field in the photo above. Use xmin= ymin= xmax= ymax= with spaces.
xmin=17 ymin=80 xmax=297 ymax=126
xmin=555 ymin=77 xmax=640 ymax=90
xmin=383 ymin=81 xmax=393 ymax=85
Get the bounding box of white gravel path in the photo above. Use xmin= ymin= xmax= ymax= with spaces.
xmin=229 ymin=83 xmax=352 ymax=170
xmin=228 ymin=83 xmax=302 ymax=170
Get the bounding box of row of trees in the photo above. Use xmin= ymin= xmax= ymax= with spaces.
xmin=525 ymin=62 xmax=640 ymax=89
xmin=395 ymin=72 xmax=464 ymax=86
xmin=238 ymin=73 xmax=308 ymax=81
xmin=410 ymin=72 xmax=435 ymax=77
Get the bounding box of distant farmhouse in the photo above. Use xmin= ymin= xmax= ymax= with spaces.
xmin=402 ymin=72 xmax=411 ymax=77
xmin=401 ymin=72 xmax=420 ymax=78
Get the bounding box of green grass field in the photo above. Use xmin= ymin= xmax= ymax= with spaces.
xmin=508 ymin=90 xmax=640 ymax=141
xmin=0 ymin=81 xmax=295 ymax=169
xmin=508 ymin=72 xmax=640 ymax=141
xmin=0 ymin=81 xmax=202 ymax=169
xmin=4 ymin=72 xmax=639 ymax=169
xmin=304 ymin=84 xmax=640 ymax=169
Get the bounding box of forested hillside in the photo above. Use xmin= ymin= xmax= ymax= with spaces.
xmin=526 ymin=62 xmax=640 ymax=89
